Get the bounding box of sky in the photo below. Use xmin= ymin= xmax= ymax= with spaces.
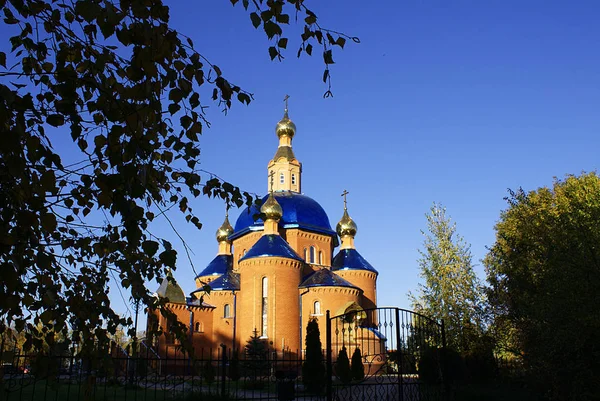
xmin=4 ymin=1 xmax=600 ymax=329
xmin=155 ymin=0 xmax=600 ymax=313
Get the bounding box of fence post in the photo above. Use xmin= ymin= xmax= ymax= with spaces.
xmin=441 ymin=320 xmax=449 ymax=401
xmin=220 ymin=343 xmax=227 ymax=398
xmin=395 ymin=308 xmax=404 ymax=401
xmin=326 ymin=310 xmax=332 ymax=401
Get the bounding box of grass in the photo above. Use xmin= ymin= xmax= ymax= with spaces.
xmin=453 ymin=379 xmax=540 ymax=401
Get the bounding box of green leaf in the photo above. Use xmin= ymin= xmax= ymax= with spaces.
xmin=323 ymin=50 xmax=334 ymax=65
xmin=278 ymin=38 xmax=288 ymax=49
xmin=250 ymin=12 xmax=261 ymax=28
xmin=0 ymin=52 xmax=6 ymax=68
xmin=306 ymin=44 xmax=313 ymax=56
xmin=268 ymin=47 xmax=278 ymax=60
xmin=41 ymin=213 xmax=57 ymax=232
xmin=336 ymin=37 xmax=346 ymax=49
xmin=47 ymin=114 xmax=65 ymax=127
xmin=142 ymin=240 xmax=160 ymax=257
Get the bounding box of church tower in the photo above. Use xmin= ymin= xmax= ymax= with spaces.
xmin=268 ymin=96 xmax=302 ymax=193
xmin=332 ymin=193 xmax=378 ymax=310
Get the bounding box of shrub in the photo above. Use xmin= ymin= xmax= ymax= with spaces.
xmin=335 ymin=347 xmax=351 ymax=384
xmin=350 ymin=348 xmax=364 ymax=381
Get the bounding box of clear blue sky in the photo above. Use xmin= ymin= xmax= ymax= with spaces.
xmin=157 ymin=0 xmax=600 ymax=314
xmin=5 ymin=1 xmax=600 ymax=326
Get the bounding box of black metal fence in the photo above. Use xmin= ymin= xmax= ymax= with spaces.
xmin=326 ymin=307 xmax=447 ymax=401
xmin=1 ymin=342 xmax=321 ymax=401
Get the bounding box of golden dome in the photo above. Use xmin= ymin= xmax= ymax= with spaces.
xmin=336 ymin=208 xmax=358 ymax=237
xmin=276 ymin=109 xmax=296 ymax=139
xmin=215 ymin=213 xmax=234 ymax=242
xmin=261 ymin=192 xmax=283 ymax=220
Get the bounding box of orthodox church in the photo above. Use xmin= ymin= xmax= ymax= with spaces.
xmin=149 ymin=103 xmax=379 ymax=357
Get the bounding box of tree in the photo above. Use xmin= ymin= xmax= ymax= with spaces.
xmin=302 ymin=319 xmax=325 ymax=393
xmin=0 ymin=0 xmax=356 ymax=352
xmin=335 ymin=346 xmax=351 ymax=384
xmin=485 ymin=173 xmax=600 ymax=400
xmin=409 ymin=203 xmax=485 ymax=353
xmin=350 ymin=347 xmax=364 ymax=381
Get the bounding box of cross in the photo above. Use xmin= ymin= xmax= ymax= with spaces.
xmin=269 ymin=170 xmax=275 ymax=192
xmin=283 ymin=94 xmax=290 ymax=110
xmin=341 ymin=190 xmax=349 ymax=209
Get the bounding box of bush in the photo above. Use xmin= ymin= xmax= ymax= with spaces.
xmin=335 ymin=347 xmax=351 ymax=384
xmin=419 ymin=347 xmax=466 ymax=386
xmin=302 ymin=319 xmax=325 ymax=394
xmin=350 ymin=348 xmax=364 ymax=381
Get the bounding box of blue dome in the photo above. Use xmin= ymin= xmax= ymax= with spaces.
xmin=299 ymin=269 xmax=359 ymax=290
xmin=201 ymin=270 xmax=240 ymax=292
xmin=195 ymin=255 xmax=232 ymax=279
xmin=332 ymin=249 xmax=378 ymax=274
xmin=231 ymin=192 xmax=336 ymax=240
xmin=239 ymin=234 xmax=304 ymax=263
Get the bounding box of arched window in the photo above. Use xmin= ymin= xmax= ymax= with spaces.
xmin=318 ymin=251 xmax=323 ymax=265
xmin=291 ymin=174 xmax=296 ymax=185
xmin=195 ymin=322 xmax=200 ymax=332
xmin=224 ymin=304 xmax=231 ymax=318
xmin=304 ymin=248 xmax=308 ymax=262
xmin=261 ymin=277 xmax=268 ymax=337
xmin=309 ymin=246 xmax=316 ymax=264
xmin=279 ymin=172 xmax=285 ymax=184
xmin=314 ymin=301 xmax=321 ymax=315
xmin=194 ymin=321 xmax=203 ymax=333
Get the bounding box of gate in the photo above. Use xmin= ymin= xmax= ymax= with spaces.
xmin=326 ymin=307 xmax=446 ymax=401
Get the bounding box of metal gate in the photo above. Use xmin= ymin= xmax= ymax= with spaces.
xmin=326 ymin=307 xmax=446 ymax=401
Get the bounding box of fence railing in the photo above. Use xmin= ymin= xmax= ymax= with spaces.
xmin=1 ymin=343 xmax=323 ymax=401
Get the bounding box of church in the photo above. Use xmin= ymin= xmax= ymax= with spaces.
xmin=149 ymin=102 xmax=379 ymax=357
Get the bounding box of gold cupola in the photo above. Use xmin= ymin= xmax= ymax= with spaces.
xmin=261 ymin=192 xmax=283 ymax=221
xmin=337 ymin=190 xmax=357 ymax=249
xmin=216 ymin=211 xmax=234 ymax=255
xmin=268 ymin=96 xmax=302 ymax=193
xmin=276 ymin=108 xmax=296 ymax=139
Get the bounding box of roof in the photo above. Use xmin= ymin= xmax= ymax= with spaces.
xmin=273 ymin=146 xmax=296 ymax=161
xmin=332 ymin=248 xmax=378 ymax=275
xmin=299 ymin=268 xmax=360 ymax=290
xmin=195 ymin=254 xmax=232 ymax=279
xmin=156 ymin=274 xmax=186 ymax=304
xmin=239 ymin=234 xmax=304 ymax=263
xmin=231 ymin=192 xmax=337 ymax=242
xmin=205 ymin=270 xmax=240 ymax=291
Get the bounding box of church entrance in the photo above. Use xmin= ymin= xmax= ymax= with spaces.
xmin=325 ymin=306 xmax=447 ymax=401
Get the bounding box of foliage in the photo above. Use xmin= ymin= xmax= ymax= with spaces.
xmin=0 ymin=0 xmax=356 ymax=353
xmin=301 ymin=319 xmax=325 ymax=394
xmin=243 ymin=330 xmax=269 ymax=383
xmin=227 ymin=352 xmax=240 ymax=381
xmin=409 ymin=203 xmax=486 ymax=353
xmin=419 ymin=347 xmax=465 ymax=387
xmin=335 ymin=346 xmax=351 ymax=384
xmin=202 ymin=359 xmax=216 ymax=385
xmin=485 ymin=173 xmax=600 ymax=401
xmin=350 ymin=347 xmax=364 ymax=381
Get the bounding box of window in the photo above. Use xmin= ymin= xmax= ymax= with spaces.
xmin=304 ymin=248 xmax=308 ymax=262
xmin=291 ymin=174 xmax=296 ymax=185
xmin=280 ymin=172 xmax=285 ymax=184
xmin=261 ymin=277 xmax=268 ymax=337
xmin=319 ymin=251 xmax=323 ymax=265
xmin=224 ymin=304 xmax=231 ymax=318
xmin=195 ymin=322 xmax=204 ymax=333
xmin=309 ymin=246 xmax=316 ymax=264
xmin=314 ymin=301 xmax=321 ymax=315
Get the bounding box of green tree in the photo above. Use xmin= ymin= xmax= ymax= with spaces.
xmin=350 ymin=347 xmax=364 ymax=381
xmin=485 ymin=173 xmax=600 ymax=400
xmin=0 ymin=0 xmax=355 ymax=352
xmin=302 ymin=319 xmax=325 ymax=393
xmin=409 ymin=203 xmax=485 ymax=353
xmin=335 ymin=346 xmax=351 ymax=384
